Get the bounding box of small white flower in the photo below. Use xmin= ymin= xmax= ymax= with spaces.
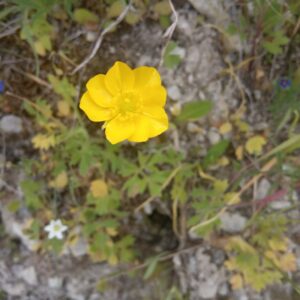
xmin=44 ymin=219 xmax=68 ymax=240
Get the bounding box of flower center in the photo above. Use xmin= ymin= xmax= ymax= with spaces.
xmin=53 ymin=224 xmax=61 ymax=232
xmin=116 ymin=92 xmax=142 ymax=116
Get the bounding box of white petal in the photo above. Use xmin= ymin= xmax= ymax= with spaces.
xmin=55 ymin=232 xmax=64 ymax=240
xmin=44 ymin=225 xmax=52 ymax=232
xmin=61 ymin=225 xmax=68 ymax=232
xmin=48 ymin=231 xmax=56 ymax=239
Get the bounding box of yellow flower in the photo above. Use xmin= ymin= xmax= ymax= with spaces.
xmin=79 ymin=61 xmax=168 ymax=144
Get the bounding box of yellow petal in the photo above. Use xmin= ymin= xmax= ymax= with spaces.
xmin=79 ymin=92 xmax=112 ymax=122
xmin=105 ymin=116 xmax=135 ymax=144
xmin=86 ymin=74 xmax=114 ymax=107
xmin=143 ymin=106 xmax=168 ymax=120
xmin=140 ymin=85 xmax=167 ymax=107
xmin=133 ymin=66 xmax=161 ymax=89
xmin=104 ymin=61 xmax=135 ymax=95
xmin=129 ymin=115 xmax=168 ymax=142
xmin=128 ymin=116 xmax=149 ymax=142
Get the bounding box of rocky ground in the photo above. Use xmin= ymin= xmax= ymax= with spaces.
xmin=1 ymin=0 xmax=300 ymax=299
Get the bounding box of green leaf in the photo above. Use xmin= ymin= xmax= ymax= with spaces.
xmin=177 ymin=101 xmax=213 ymax=122
xmin=107 ymin=0 xmax=125 ymax=18
xmin=48 ymin=75 xmax=76 ymax=103
xmin=73 ymin=8 xmax=99 ymax=24
xmin=144 ymin=255 xmax=161 ymax=280
xmin=159 ymin=15 xmax=171 ymax=29
xmin=6 ymin=200 xmax=21 ymax=213
xmin=20 ymin=179 xmax=43 ymax=210
xmin=163 ymin=41 xmax=182 ymax=69
xmin=203 ymin=140 xmax=230 ymax=167
xmin=0 ymin=6 xmax=19 ymax=21
xmin=261 ymin=134 xmax=300 ymax=160
xmin=263 ymin=41 xmax=282 ymax=55
xmin=153 ymin=1 xmax=172 ymax=15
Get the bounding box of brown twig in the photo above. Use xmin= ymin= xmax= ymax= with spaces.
xmin=158 ymin=0 xmax=178 ymax=67
xmin=71 ymin=1 xmax=132 ymax=75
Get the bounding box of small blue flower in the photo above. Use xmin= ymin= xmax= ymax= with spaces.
xmin=278 ymin=78 xmax=291 ymax=89
xmin=0 ymin=80 xmax=4 ymax=94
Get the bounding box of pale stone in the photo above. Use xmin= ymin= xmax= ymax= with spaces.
xmin=220 ymin=212 xmax=247 ymax=233
xmin=0 ymin=115 xmax=23 ymax=134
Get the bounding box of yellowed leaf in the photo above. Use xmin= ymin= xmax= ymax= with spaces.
xmin=268 ymin=238 xmax=288 ymax=252
xmin=224 ymin=192 xmax=241 ymax=204
xmin=230 ymin=274 xmax=243 ymax=290
xmin=57 ymin=100 xmax=71 ymax=117
xmin=89 ymin=250 xmax=106 ymax=262
xmin=34 ymin=40 xmax=46 ymax=56
xmin=279 ymin=253 xmax=297 ymax=272
xmin=235 ymin=145 xmax=244 ymax=160
xmin=106 ymin=227 xmax=118 ymax=237
xmin=90 ymin=179 xmax=108 ymax=198
xmin=213 ymin=179 xmax=228 ymax=193
xmin=235 ymin=120 xmax=250 ymax=133
xmin=219 ymin=122 xmax=232 ymax=134
xmin=107 ymin=0 xmax=125 ymax=18
xmin=153 ymin=0 xmax=172 ymax=15
xmin=108 ymin=254 xmax=118 ymax=266
xmin=256 ymin=68 xmax=265 ymax=80
xmin=226 ymin=237 xmax=256 ymax=253
xmin=245 ymin=135 xmax=267 ymax=155
xmin=218 ymin=156 xmax=230 ymax=166
xmin=32 ymin=134 xmax=55 ymax=150
xmin=49 ymin=171 xmax=68 ymax=190
xmin=198 ymin=167 xmax=217 ymax=182
xmin=225 ymin=258 xmax=237 ymax=271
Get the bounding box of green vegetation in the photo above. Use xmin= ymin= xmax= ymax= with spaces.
xmin=1 ymin=0 xmax=300 ymax=296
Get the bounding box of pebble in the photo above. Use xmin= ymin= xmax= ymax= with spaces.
xmin=48 ymin=277 xmax=64 ymax=289
xmin=184 ymin=46 xmax=200 ymax=73
xmin=170 ymin=103 xmax=182 ymax=116
xmin=2 ymin=282 xmax=26 ymax=296
xmin=0 ymin=115 xmax=23 ymax=134
xmin=256 ymin=178 xmax=271 ymax=200
xmin=187 ymin=122 xmax=202 ymax=134
xmin=220 ymin=212 xmax=247 ymax=233
xmin=168 ymin=85 xmax=181 ymax=100
xmin=85 ymin=31 xmax=97 ymax=42
xmin=270 ymin=198 xmax=291 ymax=210
xmin=18 ymin=266 xmax=38 ymax=286
xmin=207 ymin=129 xmax=221 ymax=145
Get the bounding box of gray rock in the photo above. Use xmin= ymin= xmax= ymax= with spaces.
xmin=48 ymin=277 xmax=64 ymax=289
xmin=168 ymin=85 xmax=181 ymax=100
xmin=218 ymin=282 xmax=229 ymax=296
xmin=184 ymin=45 xmax=200 ymax=73
xmin=256 ymin=178 xmax=271 ymax=200
xmin=18 ymin=266 xmax=38 ymax=286
xmin=207 ymin=129 xmax=221 ymax=145
xmin=265 ymin=283 xmax=293 ymax=300
xmin=174 ymin=248 xmax=226 ymax=300
xmin=0 ymin=114 xmax=23 ymax=134
xmin=2 ymin=282 xmax=26 ymax=296
xmin=66 ymin=278 xmax=87 ymax=300
xmin=85 ymin=31 xmax=97 ymax=42
xmin=188 ymin=0 xmax=231 ymax=26
xmin=270 ymin=198 xmax=291 ymax=210
xmin=69 ymin=236 xmax=89 ymax=257
xmin=187 ymin=122 xmax=202 ymax=133
xmin=220 ymin=212 xmax=247 ymax=233
xmin=0 ymin=204 xmax=41 ymax=251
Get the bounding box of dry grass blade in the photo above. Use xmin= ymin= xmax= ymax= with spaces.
xmin=71 ymin=1 xmax=132 ymax=75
